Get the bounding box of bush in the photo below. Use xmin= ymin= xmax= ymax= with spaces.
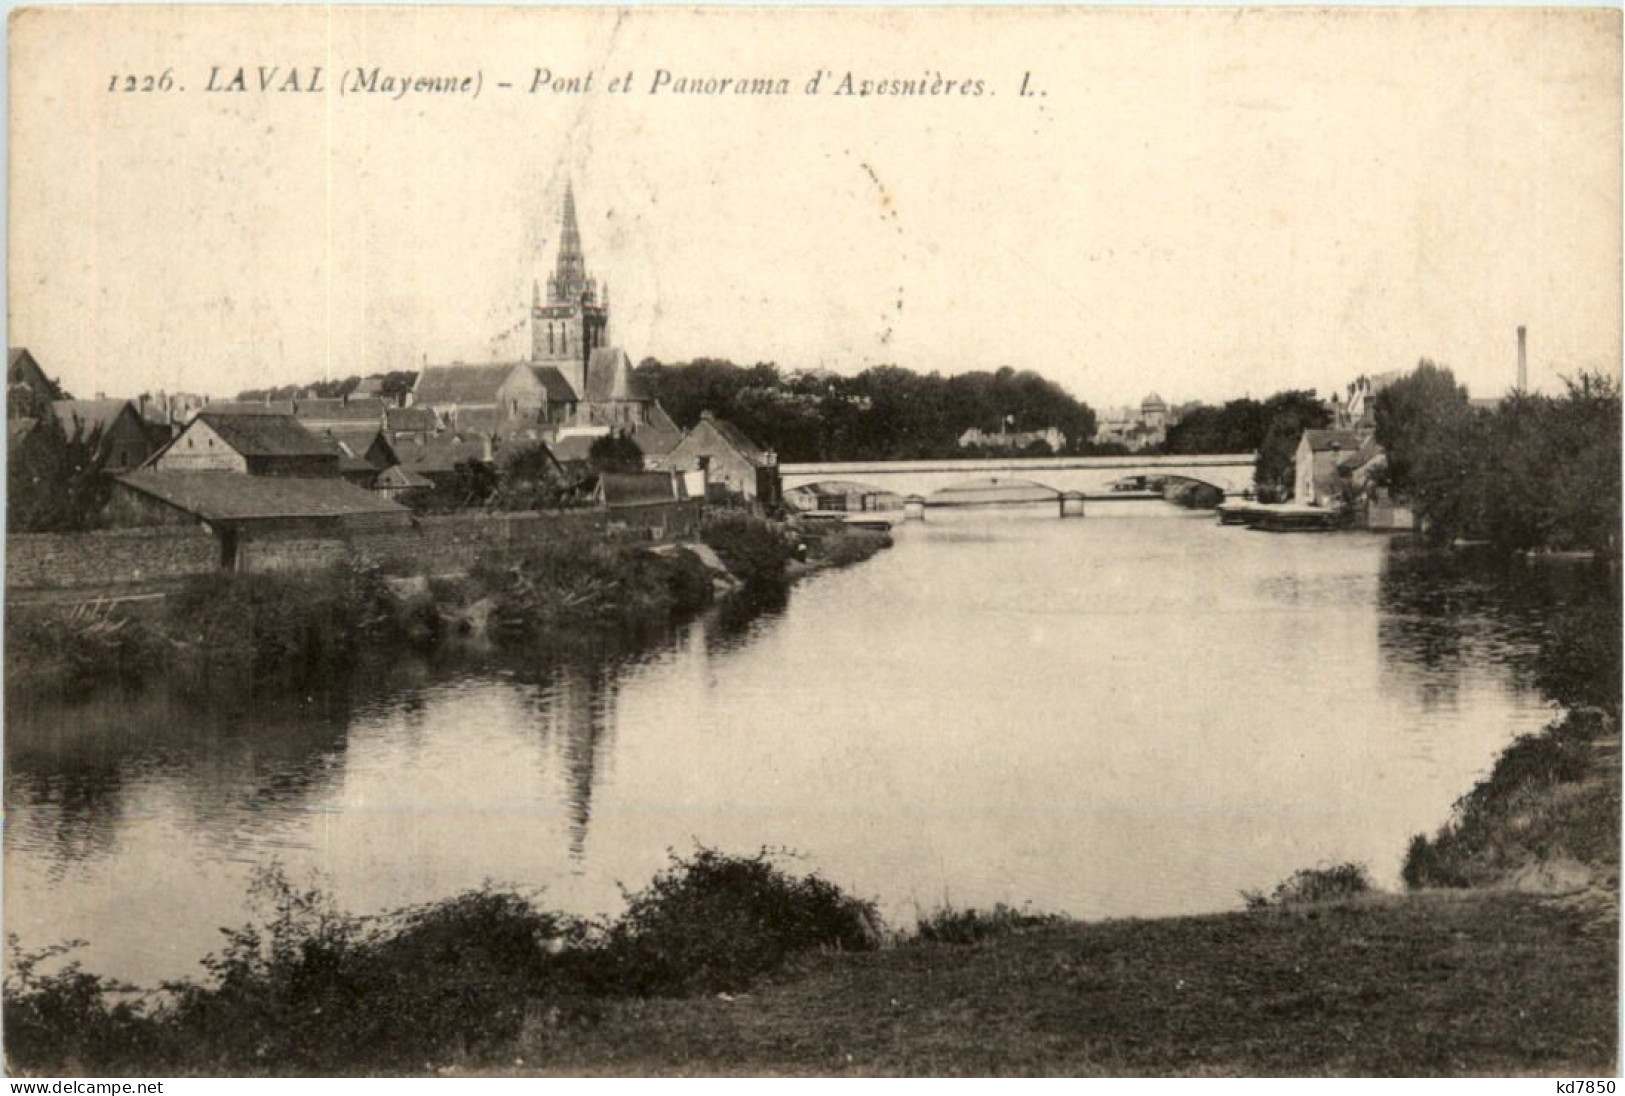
xmin=3 ymin=849 xmax=884 ymax=1075
xmin=4 ymin=601 xmax=162 ymax=692
xmin=1244 ymin=862 xmax=1372 ymax=909
xmin=163 ymin=869 xmax=591 ymax=1074
xmin=595 ymin=848 xmax=880 ymax=996
xmin=804 ymin=527 xmax=892 ymax=568
xmin=163 ymin=558 xmax=404 ymax=683
xmin=3 ymin=939 xmax=157 ymax=1074
xmin=912 ymin=903 xmax=1064 ymax=945
xmin=1402 ymin=709 xmax=1616 ymax=889
xmin=701 ymin=514 xmax=794 ymax=586
xmin=473 ymin=539 xmax=713 ymax=640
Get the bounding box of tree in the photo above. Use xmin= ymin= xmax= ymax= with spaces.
xmin=633 ymin=357 xmax=1098 ymax=461
xmin=8 ymin=414 xmax=111 ymax=532
xmin=1252 ymin=390 xmax=1331 ymax=491
xmin=587 ymin=434 xmax=644 ymax=475
xmin=1372 ymin=361 xmax=1471 ymax=496
xmin=492 ymin=442 xmax=570 ymax=511
xmin=1164 ymin=398 xmax=1267 ymax=455
xmin=407 ymin=461 xmax=499 ymax=514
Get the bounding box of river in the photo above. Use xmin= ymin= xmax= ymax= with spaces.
xmin=3 ymin=503 xmax=1583 ymax=985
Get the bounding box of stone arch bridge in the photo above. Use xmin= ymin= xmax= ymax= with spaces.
xmin=779 ymin=454 xmax=1256 ymax=506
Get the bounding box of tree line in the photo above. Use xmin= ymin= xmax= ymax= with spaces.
xmin=1373 ymin=362 xmax=1619 ymax=555
xmin=632 ymin=359 xmax=1100 ymax=461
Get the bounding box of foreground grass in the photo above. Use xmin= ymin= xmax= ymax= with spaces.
xmin=500 ymin=891 xmax=1615 ymax=1077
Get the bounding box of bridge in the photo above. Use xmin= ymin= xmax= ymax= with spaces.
xmin=779 ymin=454 xmax=1257 ymax=507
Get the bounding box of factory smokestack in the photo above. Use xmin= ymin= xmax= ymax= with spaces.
xmin=1516 ymin=325 xmax=1528 ymax=392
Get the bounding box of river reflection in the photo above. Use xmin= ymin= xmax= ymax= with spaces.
xmin=4 ymin=506 xmax=1597 ymax=985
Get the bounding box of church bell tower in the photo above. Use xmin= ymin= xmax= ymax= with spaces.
xmin=531 ymin=182 xmax=610 ymax=395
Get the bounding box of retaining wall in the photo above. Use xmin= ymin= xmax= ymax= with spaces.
xmin=7 ymin=502 xmax=707 ymax=590
xmin=6 ymin=526 xmax=219 ymax=589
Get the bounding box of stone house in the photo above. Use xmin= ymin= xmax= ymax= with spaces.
xmin=593 ymin=471 xmax=701 ymax=540
xmin=1292 ymin=429 xmax=1367 ymax=507
xmin=653 ymin=412 xmax=779 ymax=504
xmin=148 ymin=411 xmax=339 ymax=477
xmin=108 ymin=470 xmax=410 ymax=570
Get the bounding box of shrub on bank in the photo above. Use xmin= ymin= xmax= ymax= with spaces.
xmin=163 ymin=559 xmax=410 ymax=684
xmin=3 ymin=600 xmax=161 ymax=691
xmin=160 ymin=871 xmax=587 ymax=1074
xmin=3 ymin=849 xmax=880 ymax=1076
xmin=473 ymin=539 xmax=714 ymax=640
xmin=594 ymin=848 xmax=881 ymax=996
xmin=912 ymin=903 xmax=1064 ymax=945
xmin=1243 ymin=862 xmax=1372 ymax=909
xmin=1402 ymin=709 xmax=1618 ymax=889
xmin=804 ymin=526 xmax=893 ymax=568
xmin=701 ymin=514 xmax=795 ymax=586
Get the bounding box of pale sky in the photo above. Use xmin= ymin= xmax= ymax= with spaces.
xmin=9 ymin=6 xmax=1621 ymax=409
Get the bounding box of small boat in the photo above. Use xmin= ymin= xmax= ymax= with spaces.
xmin=1254 ymin=506 xmax=1350 ymax=533
xmin=1217 ymin=501 xmax=1265 ymax=526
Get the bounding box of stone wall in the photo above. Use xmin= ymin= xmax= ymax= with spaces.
xmin=6 ymin=526 xmax=219 ymax=589
xmin=6 ymin=503 xmax=708 ymax=591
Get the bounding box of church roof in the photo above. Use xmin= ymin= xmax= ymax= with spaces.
xmin=530 ymin=366 xmax=579 ymax=402
xmin=1141 ymin=392 xmax=1167 ymax=410
xmin=413 ymin=363 xmax=519 ymax=406
xmin=583 ymin=347 xmax=648 ymax=403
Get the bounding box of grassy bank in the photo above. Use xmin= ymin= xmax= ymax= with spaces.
xmin=7 ymin=850 xmax=1613 ymax=1077
xmin=3 ymin=518 xmax=892 ymax=695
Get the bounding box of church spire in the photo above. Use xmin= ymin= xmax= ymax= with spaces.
xmin=548 ymin=182 xmax=590 ymax=305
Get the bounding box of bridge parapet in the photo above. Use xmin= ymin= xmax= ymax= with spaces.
xmin=780 ymin=454 xmax=1256 ymax=500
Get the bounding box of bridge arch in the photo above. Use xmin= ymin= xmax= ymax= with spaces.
xmin=928 ymin=477 xmax=1062 ymax=506
xmin=783 ymin=479 xmax=905 ymax=514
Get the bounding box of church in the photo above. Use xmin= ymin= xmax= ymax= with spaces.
xmin=409 ymin=183 xmax=679 ymax=458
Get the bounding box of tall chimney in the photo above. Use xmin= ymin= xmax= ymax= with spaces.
xmin=1517 ymin=325 xmax=1528 ymax=391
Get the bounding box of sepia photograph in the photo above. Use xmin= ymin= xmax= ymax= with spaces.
xmin=3 ymin=3 xmax=1620 ymax=1079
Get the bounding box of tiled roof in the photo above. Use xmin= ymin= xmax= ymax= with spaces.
xmin=550 ymin=434 xmax=599 ymax=464
xmin=599 ymin=471 xmax=681 ymax=508
xmin=385 ymin=406 xmax=438 ymax=433
xmin=695 ymin=413 xmax=770 ymax=463
xmin=392 ymin=434 xmax=492 ymax=475
xmin=115 ymin=471 xmax=408 ymax=522
xmin=204 ymin=400 xmax=299 ymax=416
xmin=531 ymin=366 xmax=579 ymax=402
xmin=1300 ymin=429 xmax=1367 ymax=453
xmin=413 ymin=363 xmax=519 ymax=406
xmin=294 ymin=397 xmax=388 ymax=422
xmin=629 ymin=420 xmax=682 ymax=458
xmin=196 ymin=411 xmax=333 ymax=457
xmin=374 ymin=465 xmax=435 ymax=490
xmin=455 ymin=407 xmax=504 ymax=434
xmin=584 ymin=348 xmax=648 ymax=403
xmin=313 ymin=425 xmax=397 ymax=467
